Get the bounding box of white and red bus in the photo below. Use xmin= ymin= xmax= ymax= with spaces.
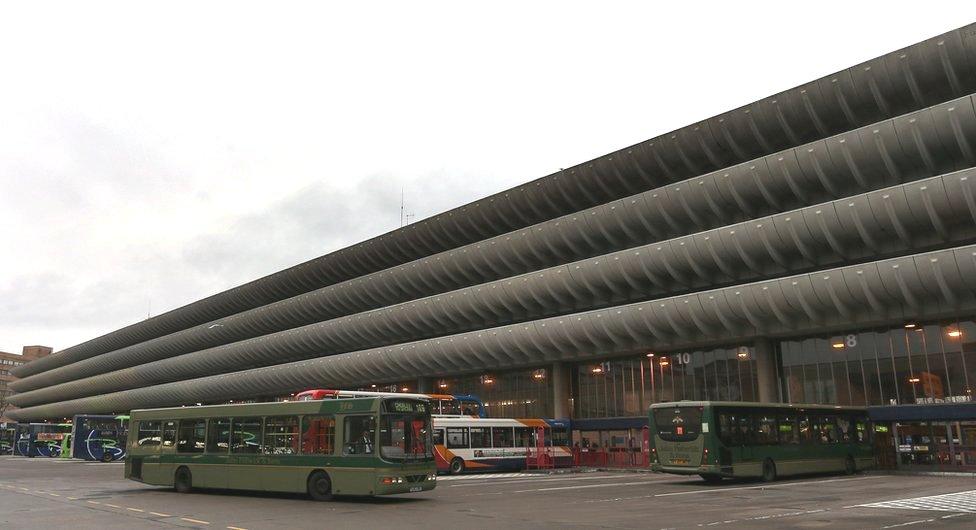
xmin=432 ymin=417 xmax=571 ymax=474
xmin=293 ymin=389 xmax=486 ymax=417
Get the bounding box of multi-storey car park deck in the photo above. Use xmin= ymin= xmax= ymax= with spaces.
xmin=9 ymin=22 xmax=976 ymax=473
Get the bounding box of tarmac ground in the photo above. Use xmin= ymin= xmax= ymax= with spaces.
xmin=2 ymin=456 xmax=975 ymax=529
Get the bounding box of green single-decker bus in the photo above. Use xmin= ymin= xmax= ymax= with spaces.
xmin=125 ymin=396 xmax=437 ymax=499
xmin=649 ymin=401 xmax=874 ymax=482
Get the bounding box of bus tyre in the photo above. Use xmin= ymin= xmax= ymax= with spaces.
xmin=449 ymin=457 xmax=465 ymax=475
xmin=307 ymin=471 xmax=333 ymax=501
xmin=844 ymin=455 xmax=856 ymax=475
xmin=174 ymin=467 xmax=193 ymax=493
xmin=761 ymin=459 xmax=777 ymax=482
xmin=102 ymin=452 xmax=114 ymax=463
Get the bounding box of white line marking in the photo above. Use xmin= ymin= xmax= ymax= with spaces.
xmin=150 ymin=512 xmax=171 ymax=517
xmin=126 ymin=507 xmax=144 ymax=513
xmin=104 ymin=503 xmax=121 ymax=508
xmin=881 ymin=519 xmax=934 ymax=529
xmin=181 ymin=517 xmax=211 ymax=525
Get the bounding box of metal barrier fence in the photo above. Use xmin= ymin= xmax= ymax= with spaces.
xmin=572 ymin=448 xmax=649 ymax=468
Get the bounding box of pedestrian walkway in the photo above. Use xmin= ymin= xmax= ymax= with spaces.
xmin=857 ymin=490 xmax=976 ymax=513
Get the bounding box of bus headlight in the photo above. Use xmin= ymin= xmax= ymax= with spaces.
xmin=426 ymin=473 xmax=437 ymax=481
xmin=381 ymin=476 xmax=404 ymax=484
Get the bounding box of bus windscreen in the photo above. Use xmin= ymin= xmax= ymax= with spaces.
xmin=652 ymin=406 xmax=702 ymax=442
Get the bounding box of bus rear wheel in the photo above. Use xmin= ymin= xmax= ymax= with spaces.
xmin=174 ymin=466 xmax=193 ymax=493
xmin=449 ymin=457 xmax=465 ymax=475
xmin=307 ymin=471 xmax=333 ymax=501
xmin=101 ymin=452 xmax=114 ymax=463
xmin=761 ymin=459 xmax=777 ymax=482
xmin=699 ymin=474 xmax=722 ymax=484
xmin=844 ymin=455 xmax=856 ymax=475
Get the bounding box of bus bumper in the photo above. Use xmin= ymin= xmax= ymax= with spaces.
xmin=373 ymin=472 xmax=437 ymax=495
xmin=652 ymin=463 xmax=725 ymax=476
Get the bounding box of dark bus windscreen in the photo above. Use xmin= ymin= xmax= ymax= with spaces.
xmin=652 ymin=406 xmax=702 ymax=442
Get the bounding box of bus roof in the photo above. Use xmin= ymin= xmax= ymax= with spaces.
xmin=129 ymin=396 xmax=410 ymax=420
xmin=648 ymin=401 xmax=867 ymax=412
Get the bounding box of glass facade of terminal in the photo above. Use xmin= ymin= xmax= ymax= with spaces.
xmin=383 ymin=317 xmax=976 ymax=422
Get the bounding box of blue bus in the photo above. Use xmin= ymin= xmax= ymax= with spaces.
xmin=15 ymin=423 xmax=72 ymax=457
xmin=70 ymin=414 xmax=128 ymax=462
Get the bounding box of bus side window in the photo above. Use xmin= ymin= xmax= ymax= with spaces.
xmin=432 ymin=429 xmax=445 ymax=446
xmin=718 ymin=413 xmax=733 ymax=446
xmin=231 ymin=418 xmax=263 ymax=454
xmin=735 ymin=413 xmax=754 ymax=446
xmin=469 ymin=427 xmax=488 ymax=448
xmin=818 ymin=415 xmax=838 ymax=444
xmin=777 ymin=415 xmax=797 ymax=444
xmin=343 ymin=416 xmax=375 ymax=455
xmin=855 ymin=417 xmax=869 ymax=443
xmin=446 ymin=427 xmax=469 ymax=449
xmin=302 ymin=416 xmax=335 ymax=455
xmin=161 ymin=421 xmax=177 ymax=448
xmin=756 ymin=415 xmax=776 ymax=445
xmin=514 ymin=427 xmax=533 ymax=448
xmin=177 ymin=419 xmax=206 ymax=454
xmin=798 ymin=416 xmax=814 ymax=444
xmin=137 ymin=420 xmax=162 ymax=449
xmin=836 ymin=416 xmax=853 ymax=442
xmin=263 ymin=416 xmax=300 ymax=455
xmin=491 ymin=427 xmax=513 ymax=448
xmin=206 ymin=418 xmax=231 ymax=454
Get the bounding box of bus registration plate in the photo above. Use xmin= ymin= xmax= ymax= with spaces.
xmin=670 ymin=458 xmax=689 ymax=464
xmin=409 ymin=486 xmax=423 ymax=492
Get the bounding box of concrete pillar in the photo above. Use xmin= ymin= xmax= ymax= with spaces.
xmin=416 ymin=377 xmax=431 ymax=394
xmin=754 ymin=338 xmax=780 ymax=403
xmin=552 ymin=362 xmax=571 ymax=418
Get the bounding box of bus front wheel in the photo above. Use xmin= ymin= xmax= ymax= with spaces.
xmin=101 ymin=452 xmax=114 ymax=463
xmin=174 ymin=467 xmax=193 ymax=493
xmin=307 ymin=471 xmax=333 ymax=501
xmin=449 ymin=457 xmax=465 ymax=475
xmin=844 ymin=455 xmax=856 ymax=475
xmin=761 ymin=459 xmax=777 ymax=482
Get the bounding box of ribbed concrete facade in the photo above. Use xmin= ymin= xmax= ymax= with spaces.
xmin=10 ymin=23 xmax=976 ymax=421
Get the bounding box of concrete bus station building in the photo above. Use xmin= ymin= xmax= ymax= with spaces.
xmin=9 ymin=23 xmax=976 ymax=470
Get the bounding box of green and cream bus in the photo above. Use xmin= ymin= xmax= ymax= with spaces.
xmin=649 ymin=401 xmax=874 ymax=482
xmin=125 ymin=396 xmax=436 ymax=500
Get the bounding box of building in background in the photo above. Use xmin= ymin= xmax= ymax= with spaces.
xmin=1 ymin=346 xmax=53 ymax=424
xmin=7 ymin=23 xmax=976 ymax=470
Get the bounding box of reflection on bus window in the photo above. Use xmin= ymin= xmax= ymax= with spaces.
xmin=232 ymin=418 xmax=262 ymax=454
xmin=161 ymin=421 xmax=177 ymax=448
xmin=514 ymin=427 xmax=532 ymax=447
xmin=137 ymin=421 xmax=162 ymax=447
xmin=264 ymin=416 xmax=300 ymax=455
xmin=206 ymin=418 xmax=231 ymax=453
xmin=302 ymin=416 xmax=335 ymax=455
xmin=432 ymin=429 xmax=444 ymax=446
xmin=177 ymin=420 xmax=206 ymax=453
xmin=491 ymin=427 xmax=513 ymax=448
xmin=778 ymin=415 xmax=797 ymax=444
xmin=469 ymin=427 xmax=488 ymax=448
xmin=446 ymin=427 xmax=468 ymax=449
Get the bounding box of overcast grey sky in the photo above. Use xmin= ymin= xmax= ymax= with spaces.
xmin=1 ymin=1 xmax=974 ymax=354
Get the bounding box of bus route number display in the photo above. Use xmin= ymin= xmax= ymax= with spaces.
xmin=386 ymin=400 xmax=427 ymax=414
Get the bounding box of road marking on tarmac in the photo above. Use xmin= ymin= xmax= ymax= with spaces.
xmin=181 ymin=517 xmax=211 ymax=525
xmin=513 ymin=479 xmax=660 ymax=493
xmin=126 ymin=507 xmax=144 ymax=513
xmin=150 ymin=512 xmax=172 ymax=517
xmin=857 ymin=490 xmax=976 ymax=513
